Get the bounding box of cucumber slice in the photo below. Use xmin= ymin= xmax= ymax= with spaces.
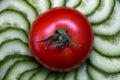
xmin=76 ymin=63 xmax=90 ymax=80
xmin=94 ymin=35 xmax=120 ymax=57
xmin=0 ymin=54 xmax=32 ymax=80
xmin=0 ymin=9 xmax=30 ymax=33
xmin=88 ymin=65 xmax=120 ymax=80
xmin=64 ymin=70 xmax=76 ymax=80
xmin=66 ymin=0 xmax=81 ymax=8
xmin=45 ymin=72 xmax=57 ymax=80
xmin=18 ymin=68 xmax=38 ymax=80
xmin=56 ymin=72 xmax=66 ymax=80
xmin=0 ymin=39 xmax=32 ymax=61
xmin=0 ymin=27 xmax=28 ymax=44
xmin=3 ymin=60 xmax=39 ymax=80
xmin=88 ymin=0 xmax=115 ymax=24
xmin=0 ymin=0 xmax=38 ymax=24
xmin=76 ymin=0 xmax=100 ymax=16
xmin=89 ymin=50 xmax=120 ymax=73
xmin=27 ymin=0 xmax=51 ymax=14
xmin=30 ymin=68 xmax=50 ymax=80
xmin=50 ymin=0 xmax=66 ymax=7
xmin=93 ymin=0 xmax=120 ymax=36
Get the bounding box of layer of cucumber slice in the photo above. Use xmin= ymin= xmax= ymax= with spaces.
xmin=56 ymin=72 xmax=66 ymax=80
xmin=30 ymin=68 xmax=50 ymax=80
xmin=50 ymin=0 xmax=66 ymax=7
xmin=64 ymin=70 xmax=76 ymax=80
xmin=0 ymin=27 xmax=28 ymax=44
xmin=89 ymin=50 xmax=120 ymax=73
xmin=0 ymin=9 xmax=30 ymax=33
xmin=66 ymin=0 xmax=81 ymax=8
xmin=88 ymin=0 xmax=115 ymax=24
xmin=0 ymin=54 xmax=32 ymax=80
xmin=27 ymin=0 xmax=51 ymax=14
xmin=76 ymin=63 xmax=90 ymax=80
xmin=3 ymin=60 xmax=39 ymax=80
xmin=18 ymin=68 xmax=38 ymax=80
xmin=93 ymin=0 xmax=120 ymax=36
xmin=88 ymin=65 xmax=120 ymax=80
xmin=94 ymin=35 xmax=120 ymax=57
xmin=45 ymin=72 xmax=57 ymax=80
xmin=76 ymin=0 xmax=100 ymax=16
xmin=0 ymin=39 xmax=32 ymax=61
xmin=0 ymin=0 xmax=38 ymax=24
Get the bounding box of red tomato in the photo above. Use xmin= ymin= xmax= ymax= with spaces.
xmin=29 ymin=7 xmax=94 ymax=71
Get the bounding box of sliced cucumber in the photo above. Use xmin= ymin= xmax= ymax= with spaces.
xmin=93 ymin=0 xmax=120 ymax=36
xmin=45 ymin=72 xmax=57 ymax=80
xmin=0 ymin=39 xmax=32 ymax=61
xmin=89 ymin=50 xmax=120 ymax=73
xmin=0 ymin=0 xmax=38 ymax=24
xmin=0 ymin=9 xmax=30 ymax=33
xmin=66 ymin=0 xmax=81 ymax=8
xmin=88 ymin=0 xmax=115 ymax=24
xmin=0 ymin=27 xmax=28 ymax=44
xmin=76 ymin=63 xmax=90 ymax=80
xmin=0 ymin=54 xmax=32 ymax=80
xmin=88 ymin=65 xmax=120 ymax=80
xmin=27 ymin=0 xmax=51 ymax=14
xmin=3 ymin=60 xmax=39 ymax=80
xmin=30 ymin=68 xmax=50 ymax=80
xmin=56 ymin=72 xmax=66 ymax=80
xmin=76 ymin=0 xmax=100 ymax=16
xmin=64 ymin=70 xmax=76 ymax=80
xmin=18 ymin=68 xmax=38 ymax=80
xmin=94 ymin=35 xmax=120 ymax=57
xmin=50 ymin=0 xmax=66 ymax=7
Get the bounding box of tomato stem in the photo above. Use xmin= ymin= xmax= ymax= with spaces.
xmin=39 ymin=28 xmax=79 ymax=49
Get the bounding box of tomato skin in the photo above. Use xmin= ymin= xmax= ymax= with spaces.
xmin=29 ymin=7 xmax=94 ymax=71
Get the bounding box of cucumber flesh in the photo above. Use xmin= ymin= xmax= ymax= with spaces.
xmin=0 ymin=9 xmax=30 ymax=33
xmin=94 ymin=35 xmax=120 ymax=57
xmin=93 ymin=0 xmax=120 ymax=36
xmin=88 ymin=0 xmax=115 ymax=24
xmin=0 ymin=54 xmax=32 ymax=80
xmin=0 ymin=0 xmax=38 ymax=24
xmin=19 ymin=68 xmax=38 ymax=80
xmin=27 ymin=0 xmax=51 ymax=14
xmin=76 ymin=0 xmax=100 ymax=16
xmin=0 ymin=39 xmax=32 ymax=61
xmin=56 ymin=72 xmax=66 ymax=80
xmin=30 ymin=68 xmax=50 ymax=80
xmin=66 ymin=0 xmax=81 ymax=8
xmin=88 ymin=65 xmax=120 ymax=80
xmin=50 ymin=0 xmax=66 ymax=7
xmin=0 ymin=27 xmax=28 ymax=44
xmin=76 ymin=63 xmax=90 ymax=80
xmin=89 ymin=50 xmax=120 ymax=73
xmin=3 ymin=60 xmax=39 ymax=80
xmin=64 ymin=70 xmax=76 ymax=80
xmin=45 ymin=72 xmax=57 ymax=80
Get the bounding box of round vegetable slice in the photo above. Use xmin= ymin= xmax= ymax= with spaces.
xmin=89 ymin=50 xmax=120 ymax=73
xmin=93 ymin=0 xmax=120 ymax=36
xmin=88 ymin=0 xmax=115 ymax=24
xmin=94 ymin=34 xmax=120 ymax=57
xmin=0 ymin=9 xmax=30 ymax=33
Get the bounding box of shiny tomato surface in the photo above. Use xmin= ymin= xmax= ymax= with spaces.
xmin=29 ymin=7 xmax=94 ymax=71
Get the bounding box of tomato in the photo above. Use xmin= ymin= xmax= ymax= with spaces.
xmin=29 ymin=7 xmax=94 ymax=71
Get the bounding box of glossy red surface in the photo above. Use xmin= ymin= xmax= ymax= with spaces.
xmin=29 ymin=7 xmax=94 ymax=71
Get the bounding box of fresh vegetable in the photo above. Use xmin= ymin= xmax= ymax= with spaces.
xmin=29 ymin=7 xmax=94 ymax=71
xmin=0 ymin=0 xmax=119 ymax=80
xmin=3 ymin=60 xmax=39 ymax=80
xmin=0 ymin=0 xmax=38 ymax=24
